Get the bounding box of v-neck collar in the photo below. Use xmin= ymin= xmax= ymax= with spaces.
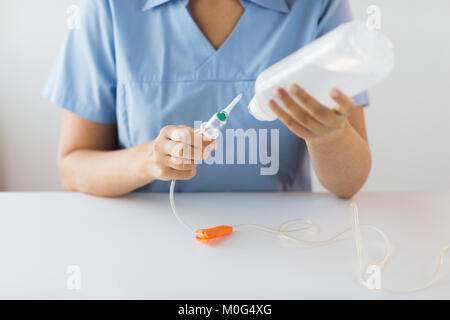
xmin=180 ymin=0 xmax=248 ymax=54
xmin=140 ymin=0 xmax=291 ymax=77
xmin=141 ymin=0 xmax=290 ymax=13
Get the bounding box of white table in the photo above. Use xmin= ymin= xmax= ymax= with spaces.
xmin=0 ymin=191 xmax=449 ymax=300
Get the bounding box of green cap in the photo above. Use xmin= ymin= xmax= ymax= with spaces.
xmin=217 ymin=112 xmax=227 ymax=122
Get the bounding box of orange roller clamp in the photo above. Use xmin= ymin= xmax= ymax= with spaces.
xmin=195 ymin=225 xmax=234 ymax=243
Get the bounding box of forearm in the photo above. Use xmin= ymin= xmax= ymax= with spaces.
xmin=58 ymin=142 xmax=154 ymax=197
xmin=306 ymin=121 xmax=371 ymax=199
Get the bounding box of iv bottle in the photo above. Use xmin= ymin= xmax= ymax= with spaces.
xmin=248 ymin=21 xmax=394 ymax=121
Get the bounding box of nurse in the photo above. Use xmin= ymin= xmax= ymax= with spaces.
xmin=44 ymin=0 xmax=371 ymax=198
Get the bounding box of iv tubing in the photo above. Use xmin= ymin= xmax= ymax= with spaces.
xmin=350 ymin=203 xmax=450 ymax=294
xmin=169 ymin=179 xmax=450 ymax=294
xmin=170 ymin=179 xmax=195 ymax=233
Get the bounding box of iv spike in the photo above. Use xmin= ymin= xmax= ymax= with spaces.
xmin=224 ymin=93 xmax=243 ymax=114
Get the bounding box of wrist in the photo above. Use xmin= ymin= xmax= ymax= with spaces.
xmin=136 ymin=141 xmax=157 ymax=184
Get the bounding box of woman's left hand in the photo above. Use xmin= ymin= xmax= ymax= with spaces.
xmin=268 ymin=84 xmax=356 ymax=143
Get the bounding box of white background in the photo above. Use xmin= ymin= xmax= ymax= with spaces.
xmin=0 ymin=0 xmax=449 ymax=192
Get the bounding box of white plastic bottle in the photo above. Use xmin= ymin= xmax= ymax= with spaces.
xmin=248 ymin=21 xmax=394 ymax=121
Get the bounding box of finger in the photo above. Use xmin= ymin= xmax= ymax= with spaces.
xmin=164 ymin=155 xmax=197 ymax=171
xmin=156 ymin=139 xmax=205 ymax=161
xmin=274 ymin=88 xmax=327 ymax=135
xmin=162 ymin=126 xmax=208 ymax=149
xmin=287 ymin=84 xmax=335 ymax=125
xmin=268 ymin=99 xmax=314 ymax=140
xmin=174 ymin=168 xmax=197 ymax=180
xmin=202 ymin=139 xmax=217 ymax=153
xmin=330 ymin=88 xmax=356 ymax=117
xmin=180 ymin=126 xmax=217 ymax=152
xmin=157 ymin=167 xmax=197 ymax=181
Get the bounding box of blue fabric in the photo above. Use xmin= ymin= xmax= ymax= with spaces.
xmin=43 ymin=0 xmax=369 ymax=193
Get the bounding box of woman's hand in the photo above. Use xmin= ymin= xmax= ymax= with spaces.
xmin=268 ymin=84 xmax=356 ymax=143
xmin=267 ymin=83 xmax=371 ymax=199
xmin=58 ymin=112 xmax=218 ymax=197
xmin=146 ymin=125 xmax=217 ymax=181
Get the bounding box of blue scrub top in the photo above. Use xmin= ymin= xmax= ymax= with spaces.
xmin=44 ymin=0 xmax=369 ymax=192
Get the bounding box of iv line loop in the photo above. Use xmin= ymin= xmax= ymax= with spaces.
xmin=169 ymin=179 xmax=450 ymax=294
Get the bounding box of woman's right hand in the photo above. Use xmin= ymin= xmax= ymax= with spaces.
xmin=146 ymin=125 xmax=217 ymax=181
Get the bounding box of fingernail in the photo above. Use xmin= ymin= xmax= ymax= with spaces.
xmin=288 ymin=84 xmax=300 ymax=93
xmin=331 ymin=89 xmax=340 ymax=98
xmin=274 ymin=88 xmax=284 ymax=99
